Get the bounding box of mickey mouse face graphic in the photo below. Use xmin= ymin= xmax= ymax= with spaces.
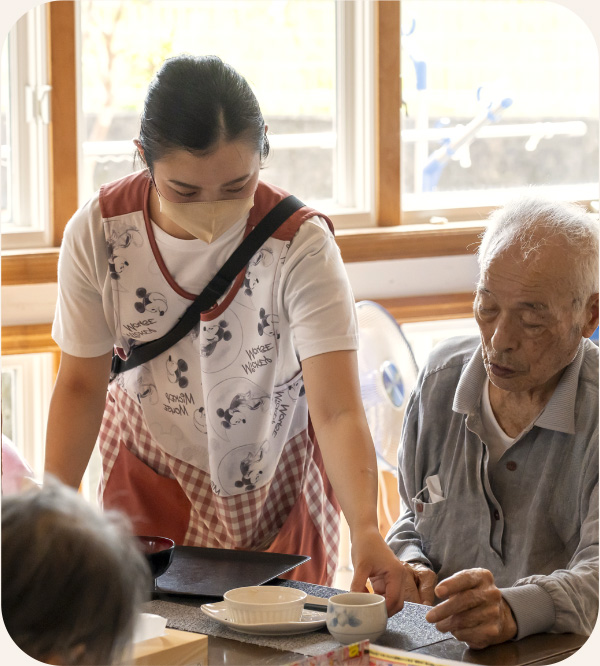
xmin=135 ymin=288 xmax=168 ymax=316
xmin=216 ymin=391 xmax=268 ymax=429
xmin=201 ymin=320 xmax=232 ymax=358
xmin=217 ymin=441 xmax=273 ymax=495
xmin=166 ymin=355 xmax=189 ymax=389
xmin=106 ymin=227 xmax=143 ymax=281
xmin=136 ymin=378 xmax=158 ymax=405
xmin=109 ymin=255 xmax=129 ymax=280
xmin=258 ymin=309 xmax=280 ymax=339
xmin=193 ymin=407 xmax=207 ymax=434
xmin=243 ymin=270 xmax=260 ymax=296
xmin=286 ymin=378 xmax=305 ymax=401
xmin=234 ymin=447 xmax=265 ymax=491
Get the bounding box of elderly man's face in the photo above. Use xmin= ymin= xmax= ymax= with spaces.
xmin=474 ymin=242 xmax=595 ymax=394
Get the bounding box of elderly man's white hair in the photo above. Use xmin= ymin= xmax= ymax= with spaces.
xmin=478 ymin=194 xmax=599 ymax=306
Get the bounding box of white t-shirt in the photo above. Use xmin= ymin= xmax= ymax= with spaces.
xmin=52 ymin=186 xmax=358 ymax=365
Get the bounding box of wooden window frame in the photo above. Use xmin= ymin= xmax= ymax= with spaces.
xmin=1 ymin=1 xmax=479 ymax=357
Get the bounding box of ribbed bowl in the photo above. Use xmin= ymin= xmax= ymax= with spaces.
xmin=223 ymin=586 xmax=307 ymax=624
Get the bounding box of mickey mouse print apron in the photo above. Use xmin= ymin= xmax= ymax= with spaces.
xmin=97 ymin=173 xmax=340 ymax=585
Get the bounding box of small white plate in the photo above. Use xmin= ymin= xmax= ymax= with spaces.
xmin=201 ymin=601 xmax=326 ymax=636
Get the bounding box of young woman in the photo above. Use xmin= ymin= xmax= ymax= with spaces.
xmin=45 ymin=55 xmax=410 ymax=613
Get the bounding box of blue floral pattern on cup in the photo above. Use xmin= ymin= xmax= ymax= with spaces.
xmin=327 ymin=608 xmax=363 ymax=628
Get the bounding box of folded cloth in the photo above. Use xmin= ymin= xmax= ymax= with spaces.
xmin=133 ymin=613 xmax=168 ymax=643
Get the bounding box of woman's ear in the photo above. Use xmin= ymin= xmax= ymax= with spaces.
xmin=133 ymin=139 xmax=146 ymax=164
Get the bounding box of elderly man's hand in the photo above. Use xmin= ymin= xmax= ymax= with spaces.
xmin=406 ymin=562 xmax=438 ymax=606
xmin=425 ymin=568 xmax=517 ymax=649
xmin=350 ymin=528 xmax=423 ymax=616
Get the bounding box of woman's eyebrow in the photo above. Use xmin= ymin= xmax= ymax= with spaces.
xmin=168 ymin=179 xmax=198 ymax=189
xmin=222 ymin=173 xmax=251 ymax=186
xmin=168 ymin=174 xmax=251 ymax=189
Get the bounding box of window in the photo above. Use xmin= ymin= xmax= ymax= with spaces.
xmin=78 ymin=0 xmax=374 ymax=228
xmin=0 ymin=5 xmax=51 ymax=248
xmin=400 ymin=0 xmax=599 ymax=223
xmin=0 ymin=353 xmax=54 ymax=479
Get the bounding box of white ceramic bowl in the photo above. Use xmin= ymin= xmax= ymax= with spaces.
xmin=326 ymin=592 xmax=388 ymax=644
xmin=223 ymin=586 xmax=307 ymax=624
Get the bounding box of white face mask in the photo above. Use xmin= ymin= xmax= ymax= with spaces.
xmin=156 ymin=189 xmax=255 ymax=243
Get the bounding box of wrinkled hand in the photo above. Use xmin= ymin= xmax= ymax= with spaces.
xmin=406 ymin=562 xmax=438 ymax=606
xmin=425 ymin=568 xmax=517 ymax=650
xmin=349 ymin=528 xmax=419 ymax=616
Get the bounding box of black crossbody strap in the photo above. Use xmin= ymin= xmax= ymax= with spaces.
xmin=111 ymin=194 xmax=305 ymax=378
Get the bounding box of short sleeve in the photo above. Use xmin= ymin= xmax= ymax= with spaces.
xmin=52 ymin=195 xmax=116 ymax=358
xmin=280 ymin=216 xmax=358 ymax=361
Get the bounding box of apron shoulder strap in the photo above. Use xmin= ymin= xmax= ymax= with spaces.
xmin=110 ymin=195 xmax=305 ymax=378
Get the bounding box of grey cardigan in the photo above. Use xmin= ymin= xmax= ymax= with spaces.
xmin=386 ymin=336 xmax=598 ymax=639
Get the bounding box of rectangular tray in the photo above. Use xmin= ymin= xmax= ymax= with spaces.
xmin=155 ymin=545 xmax=310 ymax=597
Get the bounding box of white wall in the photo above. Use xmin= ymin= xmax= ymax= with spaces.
xmin=0 ymin=254 xmax=479 ymax=326
xmin=346 ymin=254 xmax=478 ymax=300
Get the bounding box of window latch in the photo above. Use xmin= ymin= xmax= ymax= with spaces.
xmin=24 ymin=84 xmax=52 ymax=125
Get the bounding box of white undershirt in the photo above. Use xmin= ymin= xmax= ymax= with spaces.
xmin=480 ymin=377 xmax=517 ymax=470
xmin=480 ymin=377 xmax=543 ymax=472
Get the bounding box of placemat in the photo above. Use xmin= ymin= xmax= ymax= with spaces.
xmin=144 ymin=580 xmax=451 ymax=658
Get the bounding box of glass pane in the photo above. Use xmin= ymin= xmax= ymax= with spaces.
xmin=1 ymin=35 xmax=12 ymax=229
xmin=79 ymin=0 xmax=336 ymax=205
xmin=401 ymin=0 xmax=599 ymax=213
xmin=1 ymin=368 xmax=17 ymax=443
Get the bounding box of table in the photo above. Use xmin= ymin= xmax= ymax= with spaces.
xmin=202 ymin=624 xmax=586 ymax=666
xmin=147 ymin=580 xmax=588 ymax=666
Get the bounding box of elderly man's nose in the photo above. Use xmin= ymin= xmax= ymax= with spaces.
xmin=491 ymin=317 xmax=517 ymax=351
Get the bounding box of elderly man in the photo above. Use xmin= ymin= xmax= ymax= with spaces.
xmin=386 ymin=195 xmax=598 ymax=649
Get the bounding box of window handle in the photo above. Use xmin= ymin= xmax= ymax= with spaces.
xmin=24 ymin=84 xmax=52 ymax=125
xmin=38 ymin=85 xmax=52 ymax=125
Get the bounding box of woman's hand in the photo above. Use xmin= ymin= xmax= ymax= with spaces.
xmin=349 ymin=527 xmax=421 ymax=616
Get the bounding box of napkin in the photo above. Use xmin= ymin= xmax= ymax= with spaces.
xmin=425 ymin=475 xmax=444 ymax=503
xmin=133 ymin=612 xmax=168 ymax=643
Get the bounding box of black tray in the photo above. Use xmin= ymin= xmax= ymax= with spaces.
xmin=155 ymin=545 xmax=310 ymax=597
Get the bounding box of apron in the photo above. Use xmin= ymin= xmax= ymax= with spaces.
xmin=97 ymin=173 xmax=340 ymax=584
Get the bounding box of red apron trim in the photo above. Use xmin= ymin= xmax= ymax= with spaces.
xmin=266 ymin=490 xmax=331 ymax=586
xmin=103 ymin=440 xmax=191 ymax=544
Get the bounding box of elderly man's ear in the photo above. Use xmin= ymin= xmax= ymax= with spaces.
xmin=582 ymin=293 xmax=599 ymax=339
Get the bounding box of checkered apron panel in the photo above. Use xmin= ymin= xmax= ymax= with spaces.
xmin=98 ymin=385 xmax=338 ymax=565
xmin=302 ymin=437 xmax=341 ymax=583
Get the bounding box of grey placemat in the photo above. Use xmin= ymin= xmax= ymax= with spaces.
xmin=144 ymin=581 xmax=451 ymax=657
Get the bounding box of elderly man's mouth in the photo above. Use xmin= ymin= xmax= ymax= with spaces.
xmin=490 ymin=363 xmax=518 ymax=378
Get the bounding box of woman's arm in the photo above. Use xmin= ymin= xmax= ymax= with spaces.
xmin=302 ymin=349 xmax=419 ymax=615
xmin=44 ymin=351 xmax=113 ymax=488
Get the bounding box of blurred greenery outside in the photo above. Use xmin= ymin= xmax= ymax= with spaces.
xmin=402 ymin=0 xmax=598 ymax=119
xmin=76 ymin=0 xmax=598 ymax=202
